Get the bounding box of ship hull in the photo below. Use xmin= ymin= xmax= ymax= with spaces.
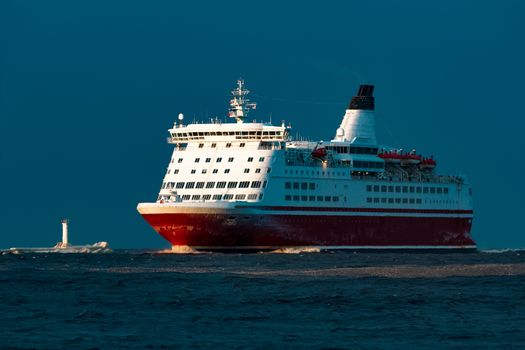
xmin=139 ymin=205 xmax=475 ymax=251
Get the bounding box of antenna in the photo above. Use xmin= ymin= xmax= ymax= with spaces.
xmin=228 ymin=79 xmax=257 ymax=123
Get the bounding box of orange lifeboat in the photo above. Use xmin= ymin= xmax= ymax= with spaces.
xmin=311 ymin=147 xmax=327 ymax=159
xmin=419 ymin=158 xmax=437 ymax=169
xmin=400 ymin=154 xmax=422 ymax=166
xmin=378 ymin=151 xmax=402 ymax=163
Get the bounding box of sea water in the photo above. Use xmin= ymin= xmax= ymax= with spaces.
xmin=1 ymin=250 xmax=524 ymax=349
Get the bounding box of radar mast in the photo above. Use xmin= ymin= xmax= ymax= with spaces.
xmin=228 ymin=79 xmax=257 ymax=123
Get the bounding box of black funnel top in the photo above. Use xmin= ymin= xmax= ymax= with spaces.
xmin=349 ymin=84 xmax=375 ymax=110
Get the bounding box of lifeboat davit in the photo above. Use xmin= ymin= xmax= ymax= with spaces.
xmin=419 ymin=158 xmax=437 ymax=169
xmin=400 ymin=154 xmax=422 ymax=166
xmin=311 ymin=147 xmax=327 ymax=159
xmin=378 ymin=152 xmax=402 ymax=163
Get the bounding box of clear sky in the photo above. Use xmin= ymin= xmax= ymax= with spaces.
xmin=1 ymin=1 xmax=524 ymax=249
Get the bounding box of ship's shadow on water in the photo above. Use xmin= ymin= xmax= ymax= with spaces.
xmin=1 ymin=250 xmax=524 ymax=349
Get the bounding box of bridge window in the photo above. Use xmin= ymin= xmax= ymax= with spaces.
xmin=227 ymin=182 xmax=238 ymax=188
xmin=251 ymin=181 xmax=262 ymax=188
xmin=239 ymin=181 xmax=250 ymax=188
xmin=185 ymin=182 xmax=195 ymax=189
xmin=247 ymin=157 xmax=253 ymax=162
xmin=206 ymin=182 xmax=215 ymax=188
xmin=216 ymin=181 xmax=226 ymax=188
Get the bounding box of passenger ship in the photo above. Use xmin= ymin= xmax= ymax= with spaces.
xmin=137 ymin=80 xmax=475 ymax=251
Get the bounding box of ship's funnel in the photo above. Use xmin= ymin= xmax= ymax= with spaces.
xmin=333 ymin=84 xmax=376 ymax=144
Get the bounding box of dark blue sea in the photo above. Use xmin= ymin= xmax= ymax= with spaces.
xmin=1 ymin=249 xmax=524 ymax=349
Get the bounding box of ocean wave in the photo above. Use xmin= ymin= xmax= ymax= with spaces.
xmin=268 ymin=247 xmax=321 ymax=254
xmin=157 ymin=245 xmax=203 ymax=254
xmin=481 ymin=248 xmax=524 ymax=254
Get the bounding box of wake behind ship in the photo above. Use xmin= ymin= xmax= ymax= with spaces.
xmin=137 ymin=80 xmax=475 ymax=251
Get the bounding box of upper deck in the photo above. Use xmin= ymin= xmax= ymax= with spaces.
xmin=167 ymin=122 xmax=288 ymax=144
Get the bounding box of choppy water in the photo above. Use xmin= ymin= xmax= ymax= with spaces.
xmin=1 ymin=250 xmax=524 ymax=349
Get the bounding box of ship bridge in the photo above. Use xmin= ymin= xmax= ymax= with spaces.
xmin=167 ymin=122 xmax=288 ymax=144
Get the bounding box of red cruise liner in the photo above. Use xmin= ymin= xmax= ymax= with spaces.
xmin=137 ymin=80 xmax=475 ymax=251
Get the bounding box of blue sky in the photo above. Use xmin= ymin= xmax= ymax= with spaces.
xmin=1 ymin=0 xmax=524 ymax=248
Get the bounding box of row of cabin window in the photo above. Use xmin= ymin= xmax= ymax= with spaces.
xmin=193 ymin=156 xmax=265 ymax=163
xmin=285 ymin=195 xmax=340 ymax=202
xmin=284 ymin=182 xmax=317 ymax=190
xmin=172 ymin=156 xmax=265 ymax=163
xmin=324 ymin=146 xmax=378 ymax=155
xmin=366 ymin=184 xmax=449 ymax=194
xmin=168 ymin=168 xmax=269 ymax=175
xmin=366 ymin=197 xmax=423 ymax=204
xmin=172 ymin=131 xmax=283 ymax=138
xmin=163 ymin=181 xmax=266 ymax=190
xmin=178 ymin=193 xmax=262 ymax=201
xmin=188 ymin=168 xmax=270 ymax=174
xmin=352 ymin=160 xmax=384 ymax=169
xmin=285 ymin=169 xmax=348 ymax=176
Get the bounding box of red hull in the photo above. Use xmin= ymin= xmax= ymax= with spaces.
xmin=140 ymin=212 xmax=475 ymax=249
